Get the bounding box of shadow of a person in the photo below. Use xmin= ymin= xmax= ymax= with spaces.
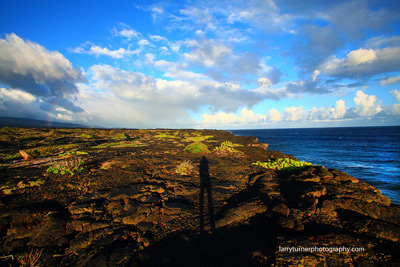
xmin=199 ymin=156 xmax=216 ymax=235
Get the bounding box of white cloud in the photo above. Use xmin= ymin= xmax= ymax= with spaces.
xmin=226 ymin=0 xmax=292 ymax=33
xmin=353 ymin=90 xmax=382 ymax=116
xmin=284 ymin=106 xmax=304 ymax=121
xmin=201 ymin=108 xmax=266 ymax=127
xmin=198 ymin=90 xmax=400 ymax=128
xmin=182 ymin=39 xmax=267 ymax=81
xmin=332 ymin=100 xmax=346 ymax=119
xmin=311 ymin=70 xmax=320 ymax=81
xmin=346 ymin=48 xmax=377 ymax=66
xmin=366 ymin=36 xmax=400 ymax=49
xmin=258 ymin=77 xmax=272 ymax=87
xmin=380 ymin=75 xmax=400 ymax=86
xmin=88 ymin=65 xmax=157 ymax=100
xmin=85 ymin=64 xmax=269 ymax=115
xmin=89 ymin=45 xmax=132 ymax=59
xmin=0 ymin=87 xmax=47 ymax=120
xmin=267 ymin=108 xmax=283 ymax=122
xmin=320 ymin=46 xmax=400 ymax=78
xmin=72 ymin=43 xmax=133 ymax=59
xmin=149 ymin=35 xmax=168 ymax=42
xmin=184 ymin=40 xmax=232 ymax=68
xmin=391 ymin=89 xmax=400 ymax=102
xmin=138 ymin=39 xmax=151 ymax=46
xmin=117 ymin=29 xmax=139 ymax=39
xmin=112 ymin=23 xmax=140 ymax=40
xmin=0 ymin=87 xmax=36 ymax=104
xmin=0 ymin=33 xmax=84 ymax=113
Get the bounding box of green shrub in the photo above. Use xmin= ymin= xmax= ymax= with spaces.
xmin=27 ymin=146 xmax=60 ymax=158
xmin=252 ymin=158 xmax=314 ymax=171
xmin=80 ymin=133 xmax=93 ymax=139
xmin=114 ymin=133 xmax=129 ymax=140
xmin=46 ymin=157 xmax=84 ymax=175
xmin=175 ymin=160 xmax=194 ymax=175
xmin=213 ymin=141 xmax=243 ymax=154
xmin=183 ymin=142 xmax=210 ymax=153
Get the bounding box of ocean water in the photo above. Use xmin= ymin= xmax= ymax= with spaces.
xmin=231 ymin=127 xmax=400 ymax=205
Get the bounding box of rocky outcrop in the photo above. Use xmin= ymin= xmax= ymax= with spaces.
xmin=0 ymin=128 xmax=399 ymax=266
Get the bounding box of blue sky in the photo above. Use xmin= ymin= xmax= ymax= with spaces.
xmin=0 ymin=0 xmax=400 ymax=129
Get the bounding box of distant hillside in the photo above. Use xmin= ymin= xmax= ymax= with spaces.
xmin=0 ymin=117 xmax=90 ymax=128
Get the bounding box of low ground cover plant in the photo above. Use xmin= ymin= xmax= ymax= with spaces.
xmin=80 ymin=133 xmax=93 ymax=139
xmin=175 ymin=160 xmax=195 ymax=175
xmin=252 ymin=158 xmax=314 ymax=171
xmin=92 ymin=141 xmax=138 ymax=149
xmin=113 ymin=133 xmax=129 ymax=140
xmin=154 ymin=133 xmax=180 ymax=139
xmin=183 ymin=142 xmax=210 ymax=153
xmin=46 ymin=157 xmax=84 ymax=175
xmin=213 ymin=141 xmax=243 ymax=154
xmin=0 ymin=152 xmax=23 ymax=162
xmin=182 ymin=135 xmax=214 ymax=142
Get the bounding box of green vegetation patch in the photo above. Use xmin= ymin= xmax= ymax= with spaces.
xmin=80 ymin=133 xmax=93 ymax=139
xmin=183 ymin=135 xmax=214 ymax=142
xmin=183 ymin=142 xmax=210 ymax=153
xmin=92 ymin=141 xmax=138 ymax=149
xmin=46 ymin=157 xmax=84 ymax=176
xmin=252 ymin=158 xmax=314 ymax=171
xmin=113 ymin=133 xmax=129 ymax=140
xmin=1 ymin=179 xmax=45 ymax=195
xmin=213 ymin=141 xmax=243 ymax=154
xmin=27 ymin=146 xmax=60 ymax=158
xmin=0 ymin=153 xmax=23 ymax=163
xmin=154 ymin=133 xmax=180 ymax=139
xmin=175 ymin=160 xmax=195 ymax=176
xmin=59 ymin=151 xmax=89 ymax=157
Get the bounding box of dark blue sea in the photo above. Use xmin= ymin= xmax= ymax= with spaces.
xmin=231 ymin=126 xmax=400 ymax=204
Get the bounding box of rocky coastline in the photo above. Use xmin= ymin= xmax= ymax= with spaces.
xmin=0 ymin=128 xmax=399 ymax=266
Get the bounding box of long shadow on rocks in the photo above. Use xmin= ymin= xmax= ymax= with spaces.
xmin=135 ymin=216 xmax=277 ymax=267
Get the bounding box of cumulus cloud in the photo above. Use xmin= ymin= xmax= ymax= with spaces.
xmin=320 ymin=46 xmax=400 ymax=78
xmin=0 ymin=87 xmax=36 ymax=104
xmin=198 ymin=89 xmax=400 ymax=128
xmin=284 ymin=106 xmax=304 ymax=121
xmin=353 ymin=90 xmax=382 ymax=116
xmin=0 ymin=33 xmax=84 ymax=113
xmin=346 ymin=49 xmax=377 ymax=66
xmin=331 ymin=100 xmax=346 ymax=119
xmin=0 ymin=87 xmax=72 ymax=122
xmin=84 ymin=64 xmax=273 ymax=121
xmin=201 ymin=108 xmax=266 ymax=127
xmin=267 ymin=108 xmax=283 ymax=122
